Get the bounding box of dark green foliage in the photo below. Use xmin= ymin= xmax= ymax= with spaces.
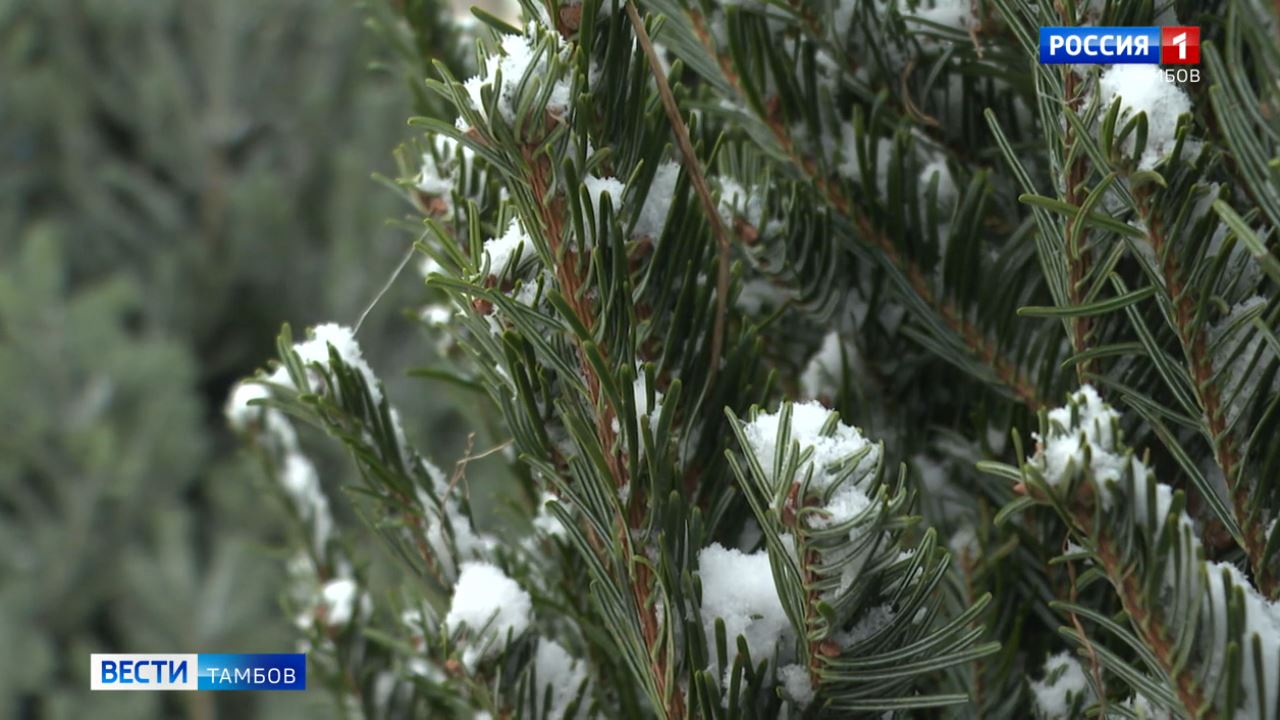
xmin=234 ymin=0 xmax=1280 ymax=718
xmin=0 ymin=0 xmax=460 ymax=717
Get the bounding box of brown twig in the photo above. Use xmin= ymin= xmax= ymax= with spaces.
xmin=1083 ymin=515 xmax=1217 ymax=719
xmin=625 ymin=0 xmax=733 ymax=390
xmin=1137 ymin=200 xmax=1274 ymax=597
xmin=524 ymin=143 xmax=683 ymax=719
xmin=1061 ymin=61 xmax=1095 ymax=385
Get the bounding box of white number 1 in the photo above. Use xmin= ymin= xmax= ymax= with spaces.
xmin=1172 ymin=32 xmax=1187 ymax=59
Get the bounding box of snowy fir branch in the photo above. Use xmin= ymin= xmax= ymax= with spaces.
xmin=984 ymin=386 xmax=1280 ymax=719
xmin=227 ymin=0 xmax=1280 ymax=717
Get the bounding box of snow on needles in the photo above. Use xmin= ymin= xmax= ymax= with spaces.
xmin=483 ymin=217 xmax=534 ymax=276
xmin=1035 ymin=386 xmax=1127 ymax=488
xmin=697 ymin=543 xmax=794 ymax=673
xmin=1204 ymin=561 xmax=1280 ymax=717
xmin=778 ymin=664 xmax=815 ymax=706
xmin=532 ymin=639 xmax=591 ymax=718
xmin=582 ymin=163 xmax=680 ymax=243
xmin=461 ymin=27 xmax=572 ymax=127
xmin=415 ymin=135 xmax=479 ymax=215
xmin=1098 ymin=65 xmax=1192 ymax=170
xmin=1030 ymin=652 xmax=1092 ymax=719
xmin=268 ymin=323 xmax=383 ymax=406
xmin=1034 ymin=386 xmax=1176 ymax=524
xmin=741 ymin=401 xmax=880 ymax=530
xmin=1035 ymin=388 xmax=1280 ymax=717
xmin=634 ymin=162 xmax=679 ymax=240
xmin=446 ymin=561 xmax=533 ymax=669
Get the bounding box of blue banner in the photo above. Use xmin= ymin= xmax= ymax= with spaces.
xmin=1039 ymin=27 xmax=1161 ymax=64
xmin=196 ymin=654 xmax=307 ymax=691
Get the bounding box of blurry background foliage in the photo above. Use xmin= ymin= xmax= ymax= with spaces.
xmin=0 ymin=0 xmax=477 ymax=717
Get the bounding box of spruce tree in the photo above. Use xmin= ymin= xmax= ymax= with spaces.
xmin=230 ymin=0 xmax=1280 ymax=716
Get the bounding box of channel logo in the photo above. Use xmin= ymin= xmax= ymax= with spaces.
xmin=1039 ymin=26 xmax=1200 ymax=65
xmin=90 ymin=653 xmax=306 ymax=691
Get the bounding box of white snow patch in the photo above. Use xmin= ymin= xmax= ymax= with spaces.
xmin=633 ymin=161 xmax=680 ymax=241
xmin=461 ymin=27 xmax=572 ymax=126
xmin=800 ymin=331 xmax=852 ymax=401
xmin=313 ymin=578 xmax=365 ymax=628
xmin=1034 ymin=385 xmax=1125 ymax=489
xmin=584 ymin=174 xmax=626 ymax=226
xmin=697 ymin=543 xmax=793 ymax=666
xmin=280 ymin=452 xmax=333 ymax=553
xmin=269 ymin=323 xmax=383 ymax=406
xmin=532 ymin=492 xmax=569 ymax=537
xmin=1203 ymin=561 xmax=1280 ymax=717
xmin=779 ymin=664 xmax=815 ymax=706
xmin=483 ymin=217 xmax=534 ymax=276
xmin=225 ymin=380 xmax=298 ymax=450
xmin=741 ymin=402 xmax=879 ymax=529
xmin=918 ymin=157 xmax=959 ymax=210
xmin=1098 ymin=64 xmax=1192 ymax=170
xmin=445 ymin=561 xmax=533 ymax=669
xmin=832 ymin=603 xmax=896 ymax=648
xmin=717 ymin=177 xmax=765 ymax=228
xmin=532 ymin=639 xmax=590 ymax=718
xmin=837 ymin=125 xmax=893 ymax=195
xmin=1029 ymin=652 xmax=1091 ymax=719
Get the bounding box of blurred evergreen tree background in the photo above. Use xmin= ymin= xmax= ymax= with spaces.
xmin=0 ymin=0 xmax=474 ymax=716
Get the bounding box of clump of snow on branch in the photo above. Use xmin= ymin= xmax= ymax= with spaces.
xmin=1034 ymin=385 xmax=1126 ymax=487
xmin=697 ymin=543 xmax=794 ymax=674
xmin=532 ymin=639 xmax=591 ymax=718
xmin=1034 ymin=386 xmax=1178 ymax=523
xmin=778 ymin=663 xmax=815 ymax=706
xmin=741 ymin=401 xmax=880 ymax=530
xmin=315 ymin=578 xmax=364 ymax=627
xmin=1029 ymin=652 xmax=1093 ymax=719
xmin=583 ymin=174 xmax=624 ymax=216
xmin=265 ymin=323 xmax=384 ymax=406
xmin=717 ymin=177 xmax=765 ymax=228
xmin=1035 ymin=387 xmax=1280 ymax=716
xmin=287 ymin=555 xmax=368 ymax=632
xmin=483 ymin=217 xmax=535 ymax=277
xmin=226 ymin=380 xmax=297 ymax=449
xmin=633 ymin=161 xmax=680 ymax=241
xmin=414 ymin=134 xmax=481 ymax=216
xmin=461 ymin=26 xmax=572 ymax=127
xmin=531 ymin=492 xmax=569 ymax=538
xmin=445 ymin=561 xmax=533 ymax=669
xmin=1203 ymin=560 xmax=1280 ymax=717
xmin=1098 ymin=65 xmax=1192 ymax=170
xmin=227 ymin=374 xmax=333 ymax=556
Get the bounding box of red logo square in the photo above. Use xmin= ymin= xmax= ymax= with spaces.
xmin=1161 ymin=26 xmax=1200 ymax=65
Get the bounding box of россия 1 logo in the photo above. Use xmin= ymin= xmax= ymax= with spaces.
xmin=1039 ymin=26 xmax=1200 ymax=65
